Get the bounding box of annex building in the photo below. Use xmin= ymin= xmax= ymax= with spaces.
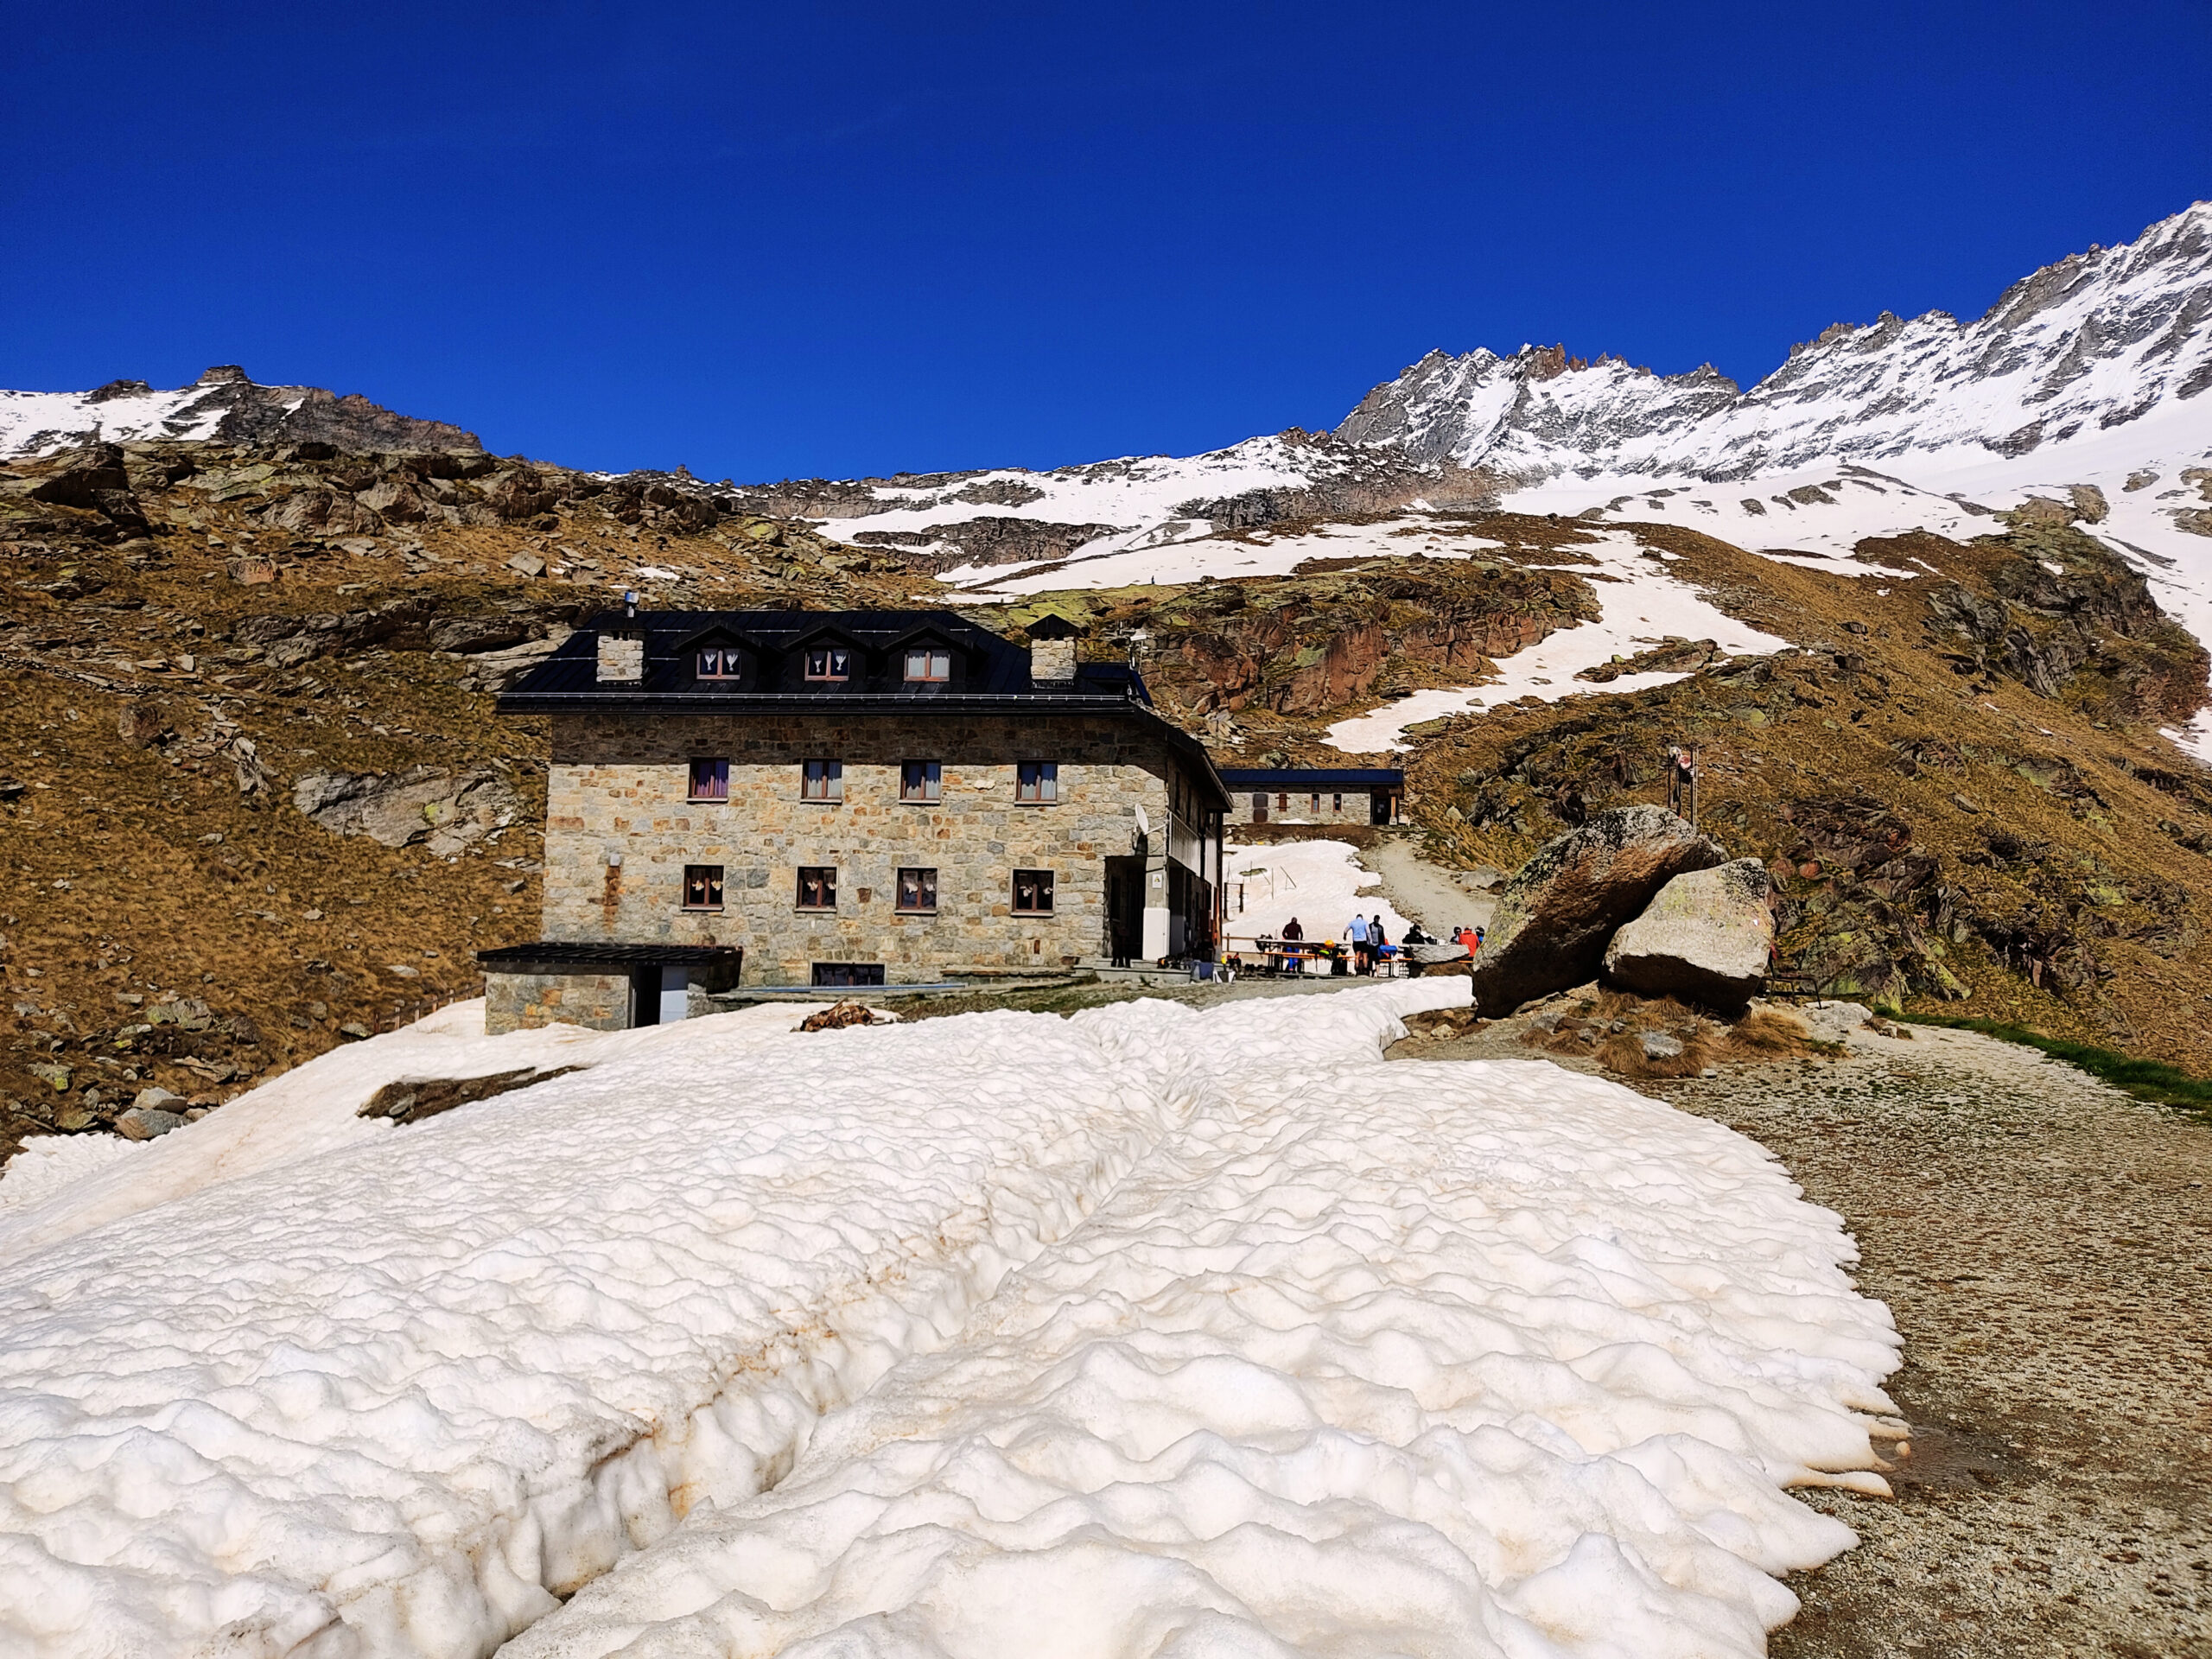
xmin=479 ymin=608 xmax=1230 ymax=1031
xmin=1220 ymin=767 xmax=1404 ymax=828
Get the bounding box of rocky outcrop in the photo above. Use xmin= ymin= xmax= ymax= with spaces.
xmin=1925 ymin=520 xmax=2209 ymax=724
xmin=17 ymin=442 xmax=148 ymax=536
xmin=293 ymin=766 xmax=519 ymax=855
xmin=1468 ymin=806 xmax=1726 ymax=1015
xmin=853 ymin=517 xmax=1118 ymax=571
xmin=1603 ymin=859 xmax=1775 ymax=1007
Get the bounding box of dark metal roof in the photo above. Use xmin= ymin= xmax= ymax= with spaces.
xmin=499 ymin=608 xmax=1147 ymax=706
xmin=495 ymin=608 xmax=1231 ymax=810
xmin=1218 ymin=768 xmax=1404 ymax=789
xmin=478 ymin=942 xmax=741 ymax=969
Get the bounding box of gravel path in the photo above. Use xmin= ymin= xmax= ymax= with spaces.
xmin=1395 ymin=1013 xmax=2212 ymax=1656
xmin=1360 ymin=836 xmax=1499 ymax=936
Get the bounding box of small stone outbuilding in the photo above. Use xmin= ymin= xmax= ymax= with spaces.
xmin=1220 ymin=767 xmax=1403 ymax=828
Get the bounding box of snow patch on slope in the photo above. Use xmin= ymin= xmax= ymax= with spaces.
xmin=0 ymin=381 xmax=304 ymax=454
xmin=1220 ymin=837 xmax=1414 ymax=948
xmin=1325 ymin=531 xmax=1790 ymax=752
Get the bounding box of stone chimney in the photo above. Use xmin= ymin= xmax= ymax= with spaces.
xmin=1027 ymin=614 xmax=1079 ymax=684
xmin=595 ymin=630 xmax=643 ymax=682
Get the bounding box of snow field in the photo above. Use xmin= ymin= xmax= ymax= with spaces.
xmin=508 ymin=982 xmax=1901 ymax=1659
xmin=0 ymin=1005 xmax=1198 ymax=1658
xmin=0 ymin=1001 xmax=826 ymax=1268
xmin=1219 ymin=838 xmax=1413 ymax=950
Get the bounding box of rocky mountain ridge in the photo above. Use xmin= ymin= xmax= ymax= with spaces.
xmin=1337 ymin=201 xmax=2212 ymax=482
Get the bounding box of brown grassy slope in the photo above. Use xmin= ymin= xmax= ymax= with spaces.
xmin=1395 ymin=521 xmax=2212 ymax=1071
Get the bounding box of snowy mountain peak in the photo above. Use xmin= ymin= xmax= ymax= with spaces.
xmin=0 ymin=367 xmax=481 ymax=458
xmin=1338 ymin=200 xmax=2212 ymax=483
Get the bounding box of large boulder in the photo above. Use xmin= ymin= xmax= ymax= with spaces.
xmin=1603 ymin=859 xmax=1775 ymax=1008
xmin=1467 ymin=806 xmax=1726 ymax=1015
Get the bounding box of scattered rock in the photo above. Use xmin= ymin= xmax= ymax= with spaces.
xmin=27 ymin=1063 xmax=70 ymax=1091
xmin=1795 ymin=1001 xmax=1873 ymax=1045
xmin=115 ymin=702 xmax=173 ymax=749
xmin=130 ymin=1085 xmax=182 ymax=1112
xmin=293 ymin=766 xmax=519 ymax=855
xmin=338 ymin=1021 xmax=372 ymax=1039
xmin=1468 ymin=806 xmax=1726 ymax=1015
xmin=800 ymin=1000 xmax=880 ymax=1032
xmin=115 ymin=1106 xmax=185 ymax=1141
xmin=359 ymin=1065 xmax=582 ymax=1126
xmin=227 ymin=556 xmax=278 ymax=585
xmin=505 ymin=551 xmax=547 ymax=577
xmin=1639 ymin=1031 xmax=1685 ymax=1060
xmin=1603 ymin=859 xmax=1776 ymax=1008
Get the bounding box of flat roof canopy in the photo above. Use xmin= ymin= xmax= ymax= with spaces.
xmin=1217 ymin=768 xmax=1403 ymax=790
xmin=478 ymin=942 xmax=741 ymax=969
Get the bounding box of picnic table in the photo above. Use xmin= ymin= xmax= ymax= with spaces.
xmin=1229 ymin=938 xmax=1406 ymax=978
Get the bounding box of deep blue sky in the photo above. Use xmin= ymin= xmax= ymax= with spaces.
xmin=4 ymin=3 xmax=2209 ymax=480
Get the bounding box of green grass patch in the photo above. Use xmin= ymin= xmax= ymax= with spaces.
xmin=1897 ymin=1012 xmax=2212 ymax=1117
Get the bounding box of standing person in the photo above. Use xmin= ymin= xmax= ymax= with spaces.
xmin=1346 ymin=912 xmax=1371 ymax=975
xmin=1370 ymin=915 xmax=1389 ymax=976
xmin=1282 ymin=916 xmax=1304 ymax=941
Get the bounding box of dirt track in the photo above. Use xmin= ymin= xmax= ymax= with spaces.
xmin=1395 ymin=1015 xmax=2212 ymax=1657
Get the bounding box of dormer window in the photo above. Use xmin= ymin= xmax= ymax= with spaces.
xmin=696 ymin=647 xmax=742 ymax=680
xmin=904 ymin=645 xmax=951 ymax=683
xmin=805 ymin=646 xmax=851 ymax=683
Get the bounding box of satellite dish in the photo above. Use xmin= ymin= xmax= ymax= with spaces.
xmin=1134 ymin=804 xmax=1151 ymax=836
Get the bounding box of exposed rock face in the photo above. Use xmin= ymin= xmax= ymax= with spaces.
xmin=293 ymin=766 xmax=519 ymax=855
xmin=1603 ymin=859 xmax=1776 ymax=1007
xmin=852 ymin=517 xmax=1118 ymax=571
xmin=1468 ymin=806 xmax=1726 ymax=1015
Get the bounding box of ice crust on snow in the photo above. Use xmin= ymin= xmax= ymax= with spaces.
xmin=0 ymin=985 xmax=1898 ymax=1657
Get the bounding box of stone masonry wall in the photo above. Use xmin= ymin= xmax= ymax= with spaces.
xmin=1227 ymin=787 xmax=1382 ymax=827
xmin=543 ymin=712 xmax=1189 ymax=985
xmin=485 ymin=969 xmax=631 ymax=1034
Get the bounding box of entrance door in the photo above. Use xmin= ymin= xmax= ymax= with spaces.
xmin=1251 ymin=791 xmax=1268 ymax=823
xmin=1104 ymin=856 xmax=1143 ymax=964
xmin=1370 ymin=790 xmax=1393 ymax=826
